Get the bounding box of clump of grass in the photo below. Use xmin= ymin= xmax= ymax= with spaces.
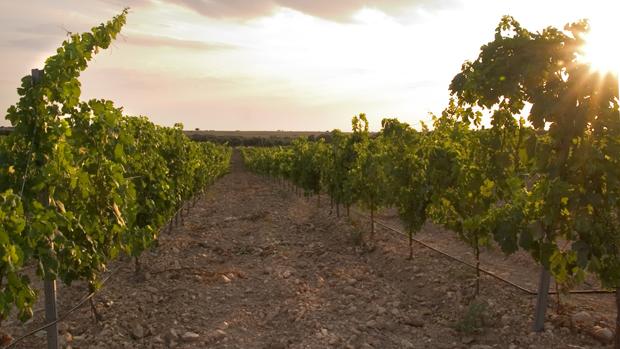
xmin=347 ymin=219 xmax=364 ymax=246
xmin=454 ymin=300 xmax=488 ymax=334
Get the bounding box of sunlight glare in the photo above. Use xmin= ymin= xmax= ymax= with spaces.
xmin=580 ymin=19 xmax=619 ymax=75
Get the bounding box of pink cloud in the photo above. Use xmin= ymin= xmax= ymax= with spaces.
xmin=122 ymin=33 xmax=234 ymax=50
xmin=161 ymin=0 xmax=454 ymax=21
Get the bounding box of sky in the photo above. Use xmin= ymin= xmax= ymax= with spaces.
xmin=0 ymin=0 xmax=617 ymax=131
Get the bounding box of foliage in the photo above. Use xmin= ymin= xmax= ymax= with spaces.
xmin=241 ymin=17 xmax=620 ymax=309
xmin=450 ymin=15 xmax=620 ymax=290
xmin=0 ymin=11 xmax=231 ymax=323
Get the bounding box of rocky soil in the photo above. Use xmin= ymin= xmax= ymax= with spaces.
xmin=3 ymin=153 xmax=615 ymax=348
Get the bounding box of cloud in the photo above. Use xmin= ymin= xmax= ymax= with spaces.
xmin=121 ymin=33 xmax=234 ymax=50
xmin=2 ymin=37 xmax=57 ymax=51
xmin=278 ymin=0 xmax=447 ymax=21
xmin=166 ymin=0 xmax=274 ymax=19
xmin=1 ymin=22 xmax=68 ymax=51
xmin=164 ymin=0 xmax=454 ymax=21
xmin=96 ymin=0 xmax=154 ymax=9
xmin=15 ymin=23 xmax=66 ymax=35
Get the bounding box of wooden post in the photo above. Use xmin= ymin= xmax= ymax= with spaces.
xmin=44 ymin=278 xmax=59 ymax=349
xmin=475 ymin=244 xmax=480 ymax=296
xmin=408 ymin=231 xmax=413 ymax=260
xmin=370 ymin=205 xmax=375 ymax=240
xmin=532 ymin=268 xmax=551 ymax=332
xmin=615 ymin=287 xmax=620 ymax=349
xmin=32 ymin=69 xmax=59 ymax=349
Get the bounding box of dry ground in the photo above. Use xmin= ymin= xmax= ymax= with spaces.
xmin=4 ymin=153 xmax=614 ymax=348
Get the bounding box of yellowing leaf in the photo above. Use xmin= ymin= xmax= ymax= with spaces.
xmin=112 ymin=203 xmax=125 ymax=227
xmin=480 ymin=179 xmax=495 ymax=198
xmin=56 ymin=200 xmax=66 ymax=214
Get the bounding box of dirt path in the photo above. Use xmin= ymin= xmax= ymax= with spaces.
xmin=6 ymin=152 xmax=612 ymax=348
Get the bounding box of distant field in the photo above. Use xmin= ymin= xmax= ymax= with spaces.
xmin=184 ymin=130 xmax=329 ymax=138
xmin=184 ymin=130 xmax=334 ymax=146
xmin=0 ymin=127 xmax=328 ymax=138
xmin=0 ymin=127 xmax=332 ymax=145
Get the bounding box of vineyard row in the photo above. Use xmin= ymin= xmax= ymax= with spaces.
xmin=0 ymin=8 xmax=232 ymax=339
xmin=240 ymin=15 xmax=620 ymax=345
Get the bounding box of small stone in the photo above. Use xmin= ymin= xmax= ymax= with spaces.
xmin=130 ymin=322 xmax=145 ymax=339
xmin=571 ymin=311 xmax=593 ymax=327
xmin=181 ymin=332 xmax=200 ymax=342
xmin=282 ymin=270 xmax=292 ymax=279
xmin=383 ymin=321 xmax=398 ymax=332
xmin=265 ymin=341 xmax=286 ymax=349
xmin=221 ymin=275 xmax=232 ymax=283
xmin=376 ymin=306 xmax=386 ymax=315
xmin=399 ymin=339 xmax=415 ymax=348
xmin=591 ymin=326 xmax=613 ymax=343
xmin=58 ymin=322 xmax=70 ymax=334
xmin=99 ymin=327 xmax=113 ymax=338
xmin=403 ymin=317 xmax=424 ymax=328
xmin=211 ymin=329 xmax=226 ymax=342
xmin=461 ymin=336 xmax=475 ymax=344
xmin=500 ymin=314 xmax=512 ymax=325
xmin=59 ymin=332 xmax=73 ymax=346
xmin=166 ymin=329 xmax=179 ymax=341
xmin=343 ymin=286 xmax=359 ymax=296
xmin=35 ymin=331 xmax=46 ymax=338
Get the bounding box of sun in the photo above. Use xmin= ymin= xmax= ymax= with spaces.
xmin=579 ymin=21 xmax=619 ymax=75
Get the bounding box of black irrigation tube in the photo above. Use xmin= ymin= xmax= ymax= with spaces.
xmin=345 ymin=207 xmax=615 ymax=296
xmin=5 ymin=267 xmax=119 ymax=349
xmin=272 ymin=181 xmax=614 ymax=296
